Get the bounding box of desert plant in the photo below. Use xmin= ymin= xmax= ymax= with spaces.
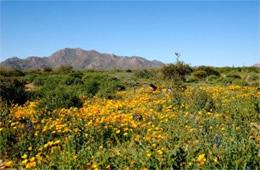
xmin=226 ymin=73 xmax=241 ymax=79
xmin=191 ymin=70 xmax=207 ymax=79
xmin=39 ymin=88 xmax=82 ymax=111
xmin=56 ymin=65 xmax=73 ymax=73
xmin=232 ymin=79 xmax=249 ymax=86
xmin=33 ymin=76 xmax=46 ymax=86
xmin=0 ymin=76 xmax=27 ymax=105
xmin=197 ymin=66 xmax=220 ymax=76
xmin=161 ymin=53 xmax=192 ymax=82
xmin=43 ymin=67 xmax=53 ymax=73
xmin=135 ymin=69 xmax=154 ymax=79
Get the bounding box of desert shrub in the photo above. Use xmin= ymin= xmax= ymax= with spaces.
xmin=86 ymin=69 xmax=95 ymax=72
xmin=0 ymin=76 xmax=27 ymax=105
xmin=26 ymin=74 xmax=38 ymax=83
xmin=39 ymin=88 xmax=82 ymax=111
xmin=218 ymin=67 xmax=233 ymax=73
xmin=191 ymin=70 xmax=207 ymax=79
xmin=43 ymin=67 xmax=53 ymax=73
xmin=63 ymin=76 xmax=83 ymax=86
xmin=26 ymin=69 xmax=41 ymax=75
xmin=214 ymin=77 xmax=234 ymax=85
xmin=247 ymin=73 xmax=259 ymax=81
xmin=82 ymin=80 xmax=100 ymax=97
xmin=82 ymin=74 xmax=125 ymax=99
xmin=0 ymin=68 xmax=9 ymax=76
xmin=56 ymin=65 xmax=73 ymax=73
xmin=161 ymin=62 xmax=192 ymax=82
xmin=232 ymin=79 xmax=249 ymax=86
xmin=226 ymin=73 xmax=241 ymax=79
xmin=135 ymin=69 xmax=154 ymax=79
xmin=189 ymin=88 xmax=215 ymax=112
xmin=97 ymin=80 xmax=125 ymax=99
xmin=0 ymin=69 xmax=25 ymax=77
xmin=40 ymin=76 xmax=63 ymax=91
xmin=241 ymin=67 xmax=260 ymax=73
xmin=186 ymin=75 xmax=199 ymax=83
xmin=197 ymin=66 xmax=220 ymax=76
xmin=82 ymin=73 xmax=106 ymax=82
xmin=33 ymin=76 xmax=46 ymax=86
xmin=69 ymin=71 xmax=84 ymax=79
xmin=250 ymin=81 xmax=259 ymax=87
xmin=10 ymin=69 xmax=26 ymax=77
xmin=207 ymin=75 xmax=219 ymax=81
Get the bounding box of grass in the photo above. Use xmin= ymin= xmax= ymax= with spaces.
xmin=0 ymin=67 xmax=259 ymax=169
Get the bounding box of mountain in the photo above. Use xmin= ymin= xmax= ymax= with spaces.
xmin=0 ymin=48 xmax=164 ymax=70
xmin=252 ymin=63 xmax=260 ymax=68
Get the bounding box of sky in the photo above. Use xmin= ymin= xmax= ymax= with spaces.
xmin=0 ymin=0 xmax=259 ymax=67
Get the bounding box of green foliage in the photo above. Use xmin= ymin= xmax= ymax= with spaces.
xmin=83 ymin=80 xmax=100 ymax=97
xmin=63 ymin=76 xmax=83 ymax=86
xmin=226 ymin=73 xmax=241 ymax=79
xmin=207 ymin=75 xmax=219 ymax=81
xmin=191 ymin=70 xmax=207 ymax=79
xmin=135 ymin=69 xmax=154 ymax=79
xmin=232 ymin=79 xmax=249 ymax=86
xmin=214 ymin=77 xmax=234 ymax=85
xmin=40 ymin=76 xmax=63 ymax=91
xmin=33 ymin=76 xmax=46 ymax=86
xmin=247 ymin=73 xmax=259 ymax=81
xmin=97 ymin=80 xmax=125 ymax=99
xmin=190 ymin=88 xmax=215 ymax=112
xmin=0 ymin=76 xmax=27 ymax=105
xmin=56 ymin=65 xmax=73 ymax=73
xmin=69 ymin=71 xmax=84 ymax=79
xmin=197 ymin=66 xmax=220 ymax=76
xmin=0 ymin=68 xmax=25 ymax=77
xmin=186 ymin=75 xmax=199 ymax=83
xmin=161 ymin=62 xmax=192 ymax=82
xmin=43 ymin=67 xmax=53 ymax=73
xmin=39 ymin=88 xmax=82 ymax=111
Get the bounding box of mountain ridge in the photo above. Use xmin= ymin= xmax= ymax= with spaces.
xmin=0 ymin=48 xmax=164 ymax=70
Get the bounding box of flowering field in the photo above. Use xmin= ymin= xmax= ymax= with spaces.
xmin=0 ymin=84 xmax=259 ymax=169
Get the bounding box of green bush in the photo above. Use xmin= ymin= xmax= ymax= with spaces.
xmin=135 ymin=70 xmax=154 ymax=79
xmin=63 ymin=76 xmax=83 ymax=86
xmin=43 ymin=67 xmax=53 ymax=73
xmin=56 ymin=65 xmax=73 ymax=73
xmin=69 ymin=71 xmax=84 ymax=79
xmin=161 ymin=62 xmax=192 ymax=81
xmin=226 ymin=73 xmax=241 ymax=79
xmin=41 ymin=76 xmax=63 ymax=91
xmin=189 ymin=88 xmax=215 ymax=112
xmin=214 ymin=77 xmax=234 ymax=85
xmin=39 ymin=88 xmax=82 ymax=111
xmin=186 ymin=75 xmax=199 ymax=83
xmin=247 ymin=73 xmax=259 ymax=81
xmin=0 ymin=69 xmax=25 ymax=77
xmin=232 ymin=79 xmax=249 ymax=86
xmin=207 ymin=75 xmax=219 ymax=81
xmin=33 ymin=76 xmax=46 ymax=86
xmin=97 ymin=81 xmax=125 ymax=99
xmin=82 ymin=80 xmax=100 ymax=97
xmin=197 ymin=66 xmax=220 ymax=76
xmin=191 ymin=70 xmax=207 ymax=79
xmin=0 ymin=76 xmax=27 ymax=105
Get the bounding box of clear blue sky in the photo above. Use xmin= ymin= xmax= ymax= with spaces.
xmin=0 ymin=0 xmax=259 ymax=66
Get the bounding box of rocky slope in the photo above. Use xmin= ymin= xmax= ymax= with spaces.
xmin=0 ymin=48 xmax=164 ymax=70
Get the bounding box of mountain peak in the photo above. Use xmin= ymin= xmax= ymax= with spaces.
xmin=0 ymin=48 xmax=164 ymax=70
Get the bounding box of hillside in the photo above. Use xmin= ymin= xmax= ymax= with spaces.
xmin=0 ymin=48 xmax=164 ymax=70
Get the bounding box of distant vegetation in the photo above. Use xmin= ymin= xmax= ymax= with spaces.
xmin=0 ymin=61 xmax=259 ymax=169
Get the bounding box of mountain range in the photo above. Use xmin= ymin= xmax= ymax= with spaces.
xmin=0 ymin=48 xmax=164 ymax=70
